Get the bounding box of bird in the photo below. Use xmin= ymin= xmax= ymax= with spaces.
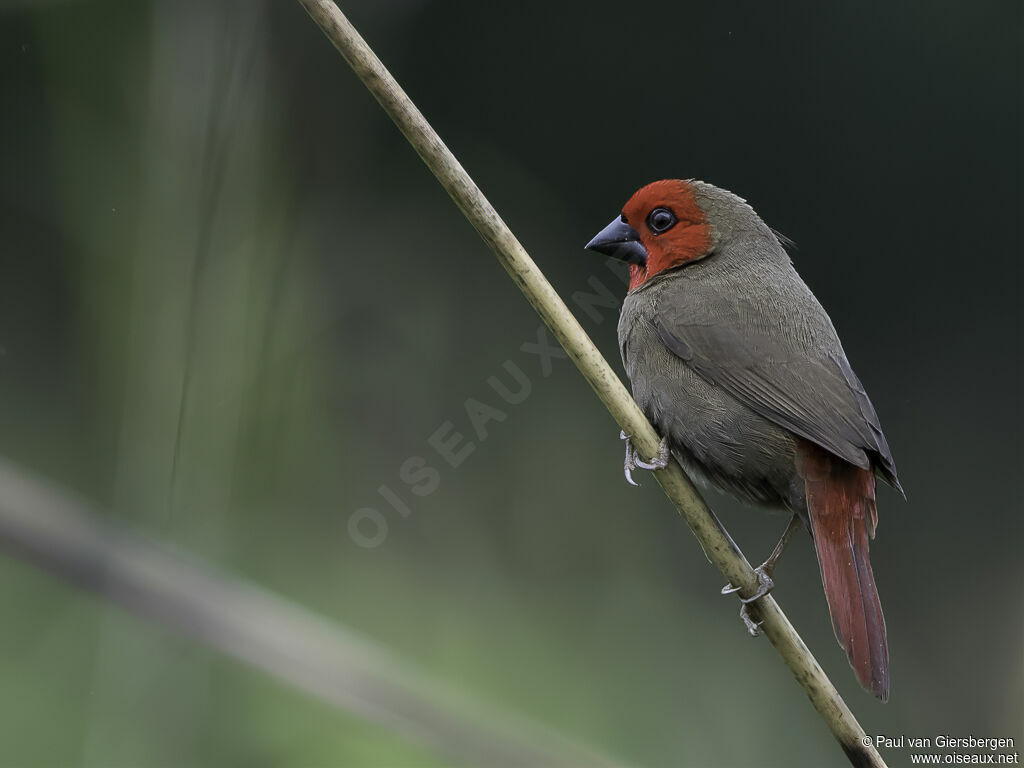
xmin=585 ymin=179 xmax=903 ymax=701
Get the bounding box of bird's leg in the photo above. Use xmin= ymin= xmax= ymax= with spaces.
xmin=620 ymin=431 xmax=670 ymax=486
xmin=755 ymin=512 xmax=802 ymax=584
xmin=739 ymin=605 xmax=764 ymax=637
xmin=722 ymin=514 xmax=802 ymax=636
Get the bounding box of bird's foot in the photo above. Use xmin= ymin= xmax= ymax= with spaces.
xmin=721 ymin=563 xmax=775 ymax=604
xmin=620 ymin=431 xmax=670 ymax=486
xmin=720 ymin=526 xmax=797 ymax=638
xmin=633 ymin=435 xmax=670 ymax=471
xmin=722 ymin=563 xmax=775 ymax=636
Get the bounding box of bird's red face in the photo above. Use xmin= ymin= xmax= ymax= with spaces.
xmin=585 ymin=180 xmax=713 ymax=291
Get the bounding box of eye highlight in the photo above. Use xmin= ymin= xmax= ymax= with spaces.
xmin=647 ymin=207 xmax=677 ymax=235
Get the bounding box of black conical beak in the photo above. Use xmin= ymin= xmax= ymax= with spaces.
xmin=585 ymin=216 xmax=647 ymax=265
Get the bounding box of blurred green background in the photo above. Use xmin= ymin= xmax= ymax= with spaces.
xmin=1 ymin=0 xmax=1021 ymax=766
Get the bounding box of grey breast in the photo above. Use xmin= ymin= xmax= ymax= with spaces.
xmin=618 ymin=275 xmax=799 ymax=508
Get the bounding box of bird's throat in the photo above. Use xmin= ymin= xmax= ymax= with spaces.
xmin=628 ymin=263 xmax=648 ymax=291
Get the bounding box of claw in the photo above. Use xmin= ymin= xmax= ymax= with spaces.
xmin=740 ymin=604 xmax=763 ymax=637
xmin=620 ymin=431 xmax=640 ymax=486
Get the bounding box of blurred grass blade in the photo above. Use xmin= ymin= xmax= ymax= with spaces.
xmin=0 ymin=457 xmax=631 ymax=768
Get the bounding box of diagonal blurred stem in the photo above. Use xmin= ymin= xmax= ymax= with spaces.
xmin=0 ymin=458 xmax=630 ymax=768
xmin=294 ymin=2 xmax=888 ymax=766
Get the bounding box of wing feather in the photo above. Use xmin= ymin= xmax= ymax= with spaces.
xmin=652 ymin=298 xmax=901 ymax=491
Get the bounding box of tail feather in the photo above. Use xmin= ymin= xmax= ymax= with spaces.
xmin=796 ymin=440 xmax=889 ymax=701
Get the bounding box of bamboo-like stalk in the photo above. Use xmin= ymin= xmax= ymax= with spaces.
xmin=294 ymin=2 xmax=888 ymax=766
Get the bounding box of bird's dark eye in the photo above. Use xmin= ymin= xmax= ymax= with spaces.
xmin=647 ymin=207 xmax=677 ymax=234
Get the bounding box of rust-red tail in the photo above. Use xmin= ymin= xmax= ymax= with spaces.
xmin=796 ymin=440 xmax=889 ymax=701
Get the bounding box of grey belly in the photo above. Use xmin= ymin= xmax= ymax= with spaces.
xmin=629 ymin=352 xmax=801 ymax=511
